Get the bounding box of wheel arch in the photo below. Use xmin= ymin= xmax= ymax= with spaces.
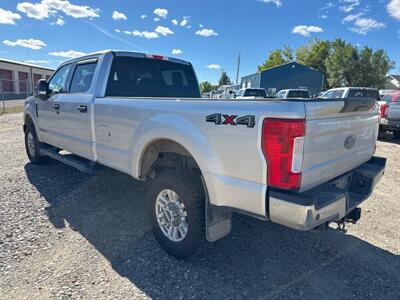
xmin=137 ymin=138 xmax=202 ymax=179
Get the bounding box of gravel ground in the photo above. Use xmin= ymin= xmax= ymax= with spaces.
xmin=1 ymin=112 xmax=399 ymax=299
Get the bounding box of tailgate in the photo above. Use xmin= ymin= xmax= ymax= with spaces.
xmin=301 ymin=98 xmax=378 ymax=192
xmin=388 ymin=103 xmax=400 ymax=120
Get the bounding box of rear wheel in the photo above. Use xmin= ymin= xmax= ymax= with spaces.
xmin=147 ymin=169 xmax=205 ymax=259
xmin=25 ymin=122 xmax=48 ymax=164
xmin=393 ymin=131 xmax=400 ymax=139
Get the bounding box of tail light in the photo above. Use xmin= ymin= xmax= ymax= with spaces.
xmin=380 ymin=103 xmax=388 ymax=119
xmin=262 ymin=119 xmax=305 ymax=190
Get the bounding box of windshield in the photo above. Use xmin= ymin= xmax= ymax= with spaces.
xmin=105 ymin=56 xmax=200 ymax=98
xmin=243 ymin=89 xmax=266 ymax=97
xmin=287 ymin=90 xmax=310 ymax=98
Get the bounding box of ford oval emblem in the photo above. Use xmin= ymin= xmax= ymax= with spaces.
xmin=344 ymin=136 xmax=356 ymax=150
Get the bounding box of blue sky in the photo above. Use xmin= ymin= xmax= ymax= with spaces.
xmin=0 ymin=0 xmax=399 ymax=84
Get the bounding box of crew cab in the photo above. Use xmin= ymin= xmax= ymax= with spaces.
xmin=23 ymin=50 xmax=386 ymax=258
xmin=379 ymin=92 xmax=400 ymax=139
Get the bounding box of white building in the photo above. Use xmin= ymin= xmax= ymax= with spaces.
xmin=0 ymin=59 xmax=54 ymax=100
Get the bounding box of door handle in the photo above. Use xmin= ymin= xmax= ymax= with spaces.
xmin=52 ymin=103 xmax=60 ymax=110
xmin=77 ymin=105 xmax=88 ymax=113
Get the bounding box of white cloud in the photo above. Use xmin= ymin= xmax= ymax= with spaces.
xmin=114 ymin=29 xmax=120 ymax=33
xmin=142 ymin=32 xmax=159 ymax=39
xmin=0 ymin=8 xmax=21 ymax=24
xmin=350 ymin=18 xmax=385 ymax=35
xmin=3 ymin=38 xmax=46 ymax=50
xmin=172 ymin=49 xmax=183 ymax=55
xmin=51 ymin=17 xmax=64 ymax=25
xmin=195 ymin=28 xmax=218 ymax=37
xmin=153 ymin=8 xmax=168 ymax=18
xmin=141 ymin=14 xmax=146 ymax=19
xmin=342 ymin=12 xmax=364 ymax=23
xmin=154 ymin=17 xmax=160 ymax=22
xmin=48 ymin=50 xmax=86 ymax=58
xmin=17 ymin=0 xmax=99 ymax=20
xmin=260 ymin=0 xmax=282 ymax=7
xmin=126 ymin=30 xmax=159 ymax=39
xmin=339 ymin=0 xmax=360 ymax=13
xmin=292 ymin=25 xmax=324 ymax=37
xmin=17 ymin=2 xmax=49 ymax=19
xmin=207 ymin=64 xmax=221 ymax=70
xmin=199 ymin=24 xmax=203 ymax=28
xmin=155 ymin=25 xmax=174 ymax=36
xmin=387 ymin=0 xmax=400 ymax=20
xmin=180 ymin=16 xmax=190 ymax=27
xmin=171 ymin=19 xmax=178 ymax=25
xmin=112 ymin=11 xmax=127 ymax=20
xmin=25 ymin=59 xmax=50 ymax=64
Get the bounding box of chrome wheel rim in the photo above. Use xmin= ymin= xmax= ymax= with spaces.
xmin=155 ymin=189 xmax=188 ymax=242
xmin=27 ymin=132 xmax=36 ymax=157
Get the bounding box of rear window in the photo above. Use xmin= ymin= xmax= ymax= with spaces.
xmin=243 ymin=89 xmax=266 ymax=97
xmin=287 ymin=90 xmax=310 ymax=98
xmin=105 ymin=56 xmax=200 ymax=98
xmin=348 ymin=89 xmax=380 ymax=100
xmin=383 ymin=94 xmax=400 ymax=103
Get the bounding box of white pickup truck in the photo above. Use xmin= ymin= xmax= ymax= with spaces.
xmin=24 ymin=50 xmax=386 ymax=258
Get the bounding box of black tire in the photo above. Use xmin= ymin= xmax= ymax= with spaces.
xmin=147 ymin=169 xmax=205 ymax=259
xmin=393 ymin=131 xmax=400 ymax=139
xmin=25 ymin=122 xmax=48 ymax=164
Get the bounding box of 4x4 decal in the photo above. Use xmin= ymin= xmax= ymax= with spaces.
xmin=206 ymin=114 xmax=255 ymax=128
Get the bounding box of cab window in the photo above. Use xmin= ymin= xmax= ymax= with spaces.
xmin=70 ymin=62 xmax=97 ymax=93
xmin=48 ymin=64 xmax=72 ymax=94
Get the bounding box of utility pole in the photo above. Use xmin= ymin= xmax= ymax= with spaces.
xmin=235 ymin=53 xmax=241 ymax=85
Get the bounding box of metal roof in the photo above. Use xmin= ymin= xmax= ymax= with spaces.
xmin=0 ymin=58 xmax=54 ymax=71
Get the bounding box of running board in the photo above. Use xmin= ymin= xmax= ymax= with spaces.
xmin=40 ymin=146 xmax=97 ymax=174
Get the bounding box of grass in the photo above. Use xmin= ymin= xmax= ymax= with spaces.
xmin=1 ymin=105 xmax=24 ymax=115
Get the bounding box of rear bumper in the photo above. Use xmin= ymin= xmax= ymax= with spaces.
xmin=380 ymin=119 xmax=400 ymax=131
xmin=268 ymin=156 xmax=386 ymax=231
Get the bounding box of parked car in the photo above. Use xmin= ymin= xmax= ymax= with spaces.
xmin=234 ymin=88 xmax=267 ymax=99
xmin=275 ymin=89 xmax=311 ymax=99
xmin=320 ymin=87 xmax=380 ymax=100
xmin=379 ymin=92 xmax=400 ymax=139
xmin=379 ymin=89 xmax=399 ymax=97
xmin=23 ymin=50 xmax=385 ymax=258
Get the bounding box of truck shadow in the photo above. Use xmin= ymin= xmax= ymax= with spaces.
xmin=24 ymin=161 xmax=400 ymax=299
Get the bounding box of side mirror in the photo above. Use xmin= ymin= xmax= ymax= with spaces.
xmin=35 ymin=79 xmax=48 ymax=100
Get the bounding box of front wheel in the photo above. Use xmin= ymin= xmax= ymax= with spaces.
xmin=393 ymin=131 xmax=400 ymax=139
xmin=147 ymin=169 xmax=205 ymax=259
xmin=24 ymin=123 xmax=48 ymax=164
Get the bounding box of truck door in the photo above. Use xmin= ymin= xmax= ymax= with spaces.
xmin=57 ymin=59 xmax=98 ymax=160
xmin=37 ymin=63 xmax=72 ymax=148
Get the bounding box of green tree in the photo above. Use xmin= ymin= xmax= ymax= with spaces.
xmin=325 ymin=39 xmax=358 ymax=88
xmin=296 ymin=39 xmax=331 ymax=88
xmin=218 ymin=71 xmax=232 ymax=86
xmin=258 ymin=45 xmax=294 ymax=71
xmin=199 ymin=81 xmax=214 ymax=93
xmin=369 ymin=49 xmax=394 ymax=88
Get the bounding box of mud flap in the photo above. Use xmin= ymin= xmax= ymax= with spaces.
xmin=206 ymin=200 xmax=232 ymax=242
xmin=201 ymin=176 xmax=232 ymax=242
